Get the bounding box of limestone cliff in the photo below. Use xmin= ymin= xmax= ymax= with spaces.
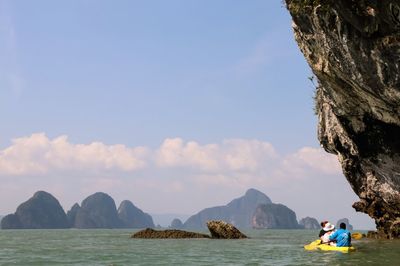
xmin=1 ymin=191 xmax=69 ymax=229
xmin=73 ymin=192 xmax=122 ymax=229
xmin=251 ymin=203 xmax=301 ymax=229
xmin=183 ymin=188 xmax=272 ymax=229
xmin=117 ymin=200 xmax=154 ymax=228
xmin=286 ymin=0 xmax=400 ymax=238
xmin=299 ymin=216 xmax=320 ymax=230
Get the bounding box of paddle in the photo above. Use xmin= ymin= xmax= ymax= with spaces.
xmin=351 ymin=232 xmax=363 ymax=240
xmin=304 ymin=239 xmax=321 ymax=251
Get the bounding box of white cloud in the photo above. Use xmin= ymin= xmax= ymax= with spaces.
xmin=282 ymin=146 xmax=341 ymax=176
xmin=223 ymin=139 xmax=277 ymax=171
xmin=0 ymin=133 xmax=340 ymax=181
xmin=0 ymin=133 xmax=373 ymax=229
xmin=156 ymin=138 xmax=220 ymax=170
xmin=0 ymin=133 xmax=149 ymax=175
xmin=156 ymin=138 xmax=277 ymax=172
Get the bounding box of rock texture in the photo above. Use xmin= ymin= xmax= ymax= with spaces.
xmin=286 ymin=0 xmax=400 ymax=238
xmin=1 ymin=214 xmax=22 ymax=229
xmin=118 ymin=200 xmax=154 ymax=228
xmin=131 ymin=228 xmax=210 ymax=239
xmin=299 ymin=217 xmax=320 ymax=229
xmin=336 ymin=218 xmax=354 ymax=230
xmin=132 ymin=220 xmax=247 ymax=239
xmin=206 ymin=220 xmax=247 ymax=239
xmin=66 ymin=203 xmax=81 ymax=227
xmin=169 ymin=218 xmax=184 ymax=229
xmin=73 ymin=192 xmax=122 ymax=229
xmin=184 ymin=188 xmax=272 ymax=229
xmin=251 ymin=203 xmax=301 ymax=229
xmin=1 ymin=191 xmax=69 ymax=229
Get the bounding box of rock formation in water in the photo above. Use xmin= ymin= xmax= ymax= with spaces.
xmin=132 ymin=220 xmax=247 ymax=239
xmin=1 ymin=191 xmax=69 ymax=229
xmin=251 ymin=203 xmax=301 ymax=229
xmin=206 ymin=220 xmax=248 ymax=239
xmin=285 ymin=0 xmax=400 ymax=238
xmin=132 ymin=228 xmax=210 ymax=239
xmin=66 ymin=203 xmax=81 ymax=227
xmin=117 ymin=200 xmax=154 ymax=228
xmin=73 ymin=192 xmax=122 ymax=229
xmin=1 ymin=213 xmax=22 ymax=229
xmin=183 ymin=188 xmax=272 ymax=229
xmin=169 ymin=218 xmax=184 ymax=229
xmin=299 ymin=217 xmax=320 ymax=229
xmin=336 ymin=218 xmax=354 ymax=230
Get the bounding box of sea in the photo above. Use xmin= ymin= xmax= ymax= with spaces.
xmin=0 ymin=229 xmax=399 ymax=265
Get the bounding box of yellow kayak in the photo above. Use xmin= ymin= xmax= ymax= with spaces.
xmin=304 ymin=240 xmax=356 ymax=253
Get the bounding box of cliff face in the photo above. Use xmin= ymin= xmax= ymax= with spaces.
xmin=117 ymin=200 xmax=155 ymax=228
xmin=169 ymin=218 xmax=184 ymax=229
xmin=74 ymin=192 xmax=122 ymax=229
xmin=1 ymin=191 xmax=69 ymax=229
xmin=299 ymin=217 xmax=320 ymax=230
xmin=286 ymin=0 xmax=400 ymax=238
xmin=251 ymin=203 xmax=301 ymax=229
xmin=183 ymin=188 xmax=272 ymax=229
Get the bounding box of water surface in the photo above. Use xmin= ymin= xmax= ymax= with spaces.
xmin=1 ymin=229 xmax=399 ymax=265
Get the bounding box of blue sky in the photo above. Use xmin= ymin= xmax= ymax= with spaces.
xmin=0 ymin=0 xmax=374 ymax=228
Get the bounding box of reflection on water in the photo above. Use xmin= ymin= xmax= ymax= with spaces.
xmin=0 ymin=229 xmax=399 ymax=265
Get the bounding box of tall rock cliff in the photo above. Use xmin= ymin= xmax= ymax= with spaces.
xmin=299 ymin=216 xmax=320 ymax=230
xmin=169 ymin=218 xmax=184 ymax=229
xmin=1 ymin=191 xmax=69 ymax=229
xmin=286 ymin=0 xmax=400 ymax=238
xmin=66 ymin=203 xmax=81 ymax=227
xmin=73 ymin=192 xmax=122 ymax=229
xmin=117 ymin=200 xmax=154 ymax=228
xmin=252 ymin=203 xmax=301 ymax=229
xmin=183 ymin=188 xmax=272 ymax=229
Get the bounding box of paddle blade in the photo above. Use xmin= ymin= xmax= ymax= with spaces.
xmin=352 ymin=232 xmax=363 ymax=240
xmin=304 ymin=240 xmax=321 ymax=251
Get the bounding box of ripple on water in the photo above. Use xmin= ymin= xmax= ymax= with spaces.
xmin=1 ymin=229 xmax=400 ymax=265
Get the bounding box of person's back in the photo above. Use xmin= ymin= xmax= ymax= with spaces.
xmin=329 ymin=222 xmax=351 ymax=247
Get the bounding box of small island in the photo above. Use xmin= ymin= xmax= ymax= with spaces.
xmin=132 ymin=220 xmax=248 ymax=239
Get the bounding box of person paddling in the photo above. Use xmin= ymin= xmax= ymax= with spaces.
xmin=320 ymin=222 xmax=335 ymax=244
xmin=329 ymin=222 xmax=351 ymax=247
xmin=318 ymin=221 xmax=328 ymax=238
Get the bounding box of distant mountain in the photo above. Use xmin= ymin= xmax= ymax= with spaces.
xmin=252 ymin=203 xmax=301 ymax=229
xmin=169 ymin=218 xmax=184 ymax=229
xmin=0 ymin=215 xmax=3 ymax=222
xmin=1 ymin=191 xmax=69 ymax=229
xmin=73 ymin=192 xmax=122 ymax=229
xmin=299 ymin=217 xmax=320 ymax=229
xmin=118 ymin=200 xmax=154 ymax=228
xmin=183 ymin=188 xmax=272 ymax=229
xmin=336 ymin=218 xmax=354 ymax=230
xmin=66 ymin=203 xmax=81 ymax=227
xmin=1 ymin=191 xmax=156 ymax=230
xmin=151 ymin=213 xmax=191 ymax=227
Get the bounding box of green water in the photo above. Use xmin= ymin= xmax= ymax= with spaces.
xmin=0 ymin=229 xmax=399 ymax=265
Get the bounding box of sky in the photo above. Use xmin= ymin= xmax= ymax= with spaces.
xmin=0 ymin=0 xmax=375 ymax=229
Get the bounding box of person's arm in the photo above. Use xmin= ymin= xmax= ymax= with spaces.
xmin=329 ymin=230 xmax=338 ymax=241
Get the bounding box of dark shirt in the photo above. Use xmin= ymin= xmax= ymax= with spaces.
xmin=318 ymin=229 xmax=325 ymax=237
